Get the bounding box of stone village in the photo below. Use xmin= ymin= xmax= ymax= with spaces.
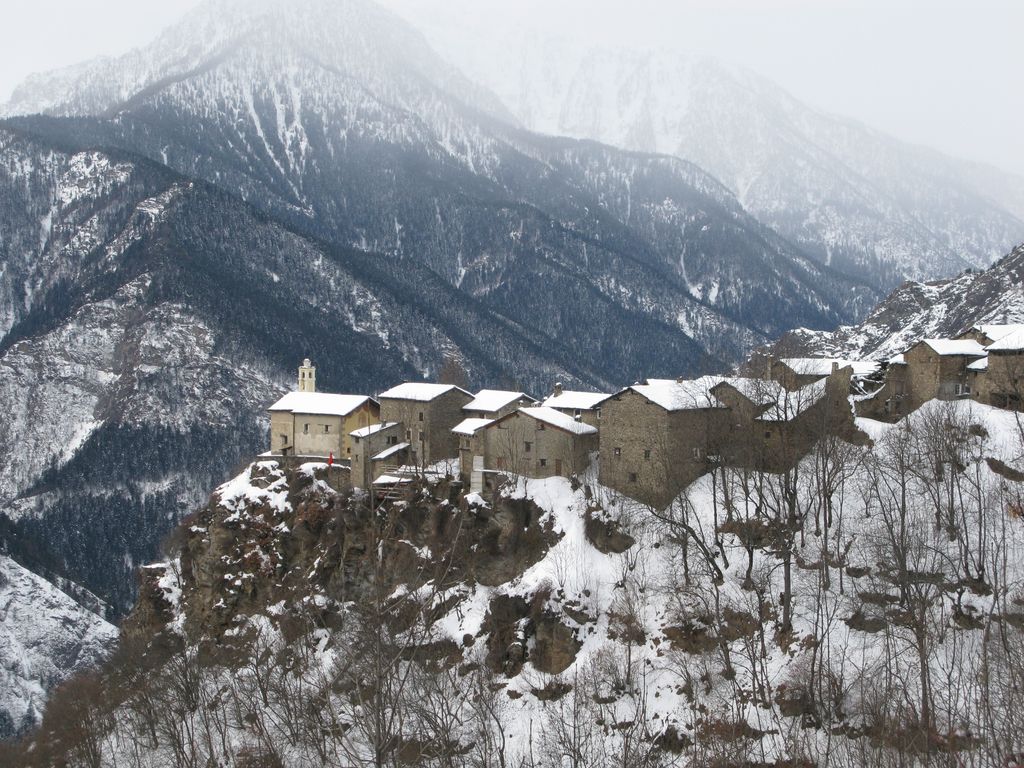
xmin=266 ymin=323 xmax=1024 ymax=507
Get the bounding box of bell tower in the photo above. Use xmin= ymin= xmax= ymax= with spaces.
xmin=298 ymin=358 xmax=316 ymax=392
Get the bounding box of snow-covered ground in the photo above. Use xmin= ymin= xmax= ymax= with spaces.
xmin=45 ymin=397 xmax=1023 ymax=765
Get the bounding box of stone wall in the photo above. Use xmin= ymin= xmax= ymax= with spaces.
xmin=481 ymin=414 xmax=596 ymax=480
xmin=978 ymin=351 xmax=1024 ymax=409
xmin=380 ymin=389 xmax=472 ymax=467
xmin=599 ymin=390 xmax=727 ymax=508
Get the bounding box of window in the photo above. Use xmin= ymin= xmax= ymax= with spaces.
xmin=614 ymin=447 xmax=621 ymax=457
xmin=537 ymin=422 xmax=545 ymax=430
xmin=279 ymin=433 xmax=288 ymax=447
xmin=643 ymin=449 xmax=651 ymax=460
xmin=303 ymin=423 xmax=309 ymax=434
xmin=539 ymin=458 xmax=547 ymax=467
xmin=524 ymin=441 xmax=532 ymax=452
xmin=574 ymin=409 xmax=581 ymax=418
xmin=692 ymin=447 xmax=702 ymax=459
xmin=418 ymin=430 xmax=425 ymax=442
xmin=628 ymin=472 xmax=637 ymax=483
xmin=388 ymin=435 xmax=398 ymax=446
xmin=764 ymin=430 xmax=772 ymax=439
xmin=406 ymin=429 xmax=411 ymax=440
xmin=418 ymin=411 xmax=424 ymax=421
xmin=324 ymin=424 xmax=331 ymax=434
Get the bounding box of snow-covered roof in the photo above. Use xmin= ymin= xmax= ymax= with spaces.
xmin=372 ymin=442 xmax=410 ymax=461
xmin=516 ymin=406 xmax=598 ymax=435
xmin=987 ymin=328 xmax=1024 ymax=352
xmin=888 ymin=354 xmax=906 ymax=365
xmin=757 ymin=380 xmax=828 ymax=422
xmin=452 ymin=417 xmax=493 ymax=436
xmin=463 ymin=389 xmax=536 ymax=413
xmin=542 ymin=390 xmax=611 ymax=410
xmin=350 ymin=421 xmax=398 ymax=438
xmin=967 ymin=357 xmax=989 ymax=371
xmin=627 ymin=376 xmax=728 ymax=411
xmin=918 ymin=339 xmax=987 ymax=357
xmin=378 ymin=382 xmax=472 ymax=402
xmin=268 ymin=391 xmax=374 ymax=416
xmin=779 ymin=358 xmax=879 ymax=377
xmin=709 ymin=377 xmax=789 ymax=407
xmin=971 ymin=323 xmax=1024 ymax=342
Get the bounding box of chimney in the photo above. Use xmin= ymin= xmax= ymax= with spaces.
xmin=831 ymin=361 xmax=839 ymax=375
xmin=553 ymin=382 xmax=563 ymax=397
xmin=298 ymin=358 xmax=316 ymax=393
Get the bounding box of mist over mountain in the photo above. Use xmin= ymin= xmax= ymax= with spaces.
xmin=405 ymin=29 xmax=1024 ymax=291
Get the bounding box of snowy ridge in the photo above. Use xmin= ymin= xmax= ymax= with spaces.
xmin=776 ymin=242 xmax=1024 ymax=361
xmin=0 ymin=555 xmax=116 ymax=739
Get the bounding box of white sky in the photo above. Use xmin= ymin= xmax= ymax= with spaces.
xmin=1 ymin=0 xmax=1021 ymax=174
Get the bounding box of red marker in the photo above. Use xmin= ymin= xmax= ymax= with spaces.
xmin=328 ymin=452 xmax=334 ymax=466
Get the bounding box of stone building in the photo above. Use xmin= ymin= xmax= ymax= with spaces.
xmin=717 ymin=370 xmax=857 ymax=472
xmin=598 ymin=377 xmax=729 ymax=508
xmin=350 ymin=421 xmax=405 ymax=489
xmin=474 ymin=406 xmax=598 ymax=483
xmin=462 ymin=389 xmax=537 ymax=419
xmin=542 ymin=383 xmax=610 ymax=427
xmin=956 ymin=323 xmax=1024 ymax=347
xmin=267 ymin=361 xmax=379 ymax=458
xmin=599 ymin=371 xmax=855 ymax=508
xmin=976 ymin=328 xmax=1024 ymax=410
xmin=378 ymin=382 xmax=473 ymax=468
xmin=768 ymin=357 xmax=879 ymax=392
xmin=855 ymin=339 xmax=986 ymax=420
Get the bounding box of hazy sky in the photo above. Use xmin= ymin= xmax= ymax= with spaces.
xmin=1 ymin=0 xmax=1021 ymax=174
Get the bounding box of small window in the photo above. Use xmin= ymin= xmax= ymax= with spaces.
xmin=418 ymin=412 xmax=424 ymax=421
xmin=539 ymin=458 xmax=547 ymax=468
xmin=279 ymin=433 xmax=288 ymax=446
xmin=537 ymin=422 xmax=545 ymax=430
xmin=524 ymin=441 xmax=532 ymax=453
xmin=303 ymin=423 xmax=310 ymax=434
xmin=643 ymin=449 xmax=651 ymax=460
xmin=764 ymin=431 xmax=771 ymax=439
xmin=388 ymin=435 xmax=398 ymax=445
xmin=418 ymin=430 xmax=424 ymax=442
xmin=614 ymin=447 xmax=621 ymax=457
xmin=692 ymin=447 xmax=702 ymax=459
xmin=574 ymin=409 xmax=581 ymax=418
xmin=628 ymin=472 xmax=637 ymax=483
xmin=324 ymin=424 xmax=331 ymax=434
xmin=406 ymin=429 xmax=411 ymax=440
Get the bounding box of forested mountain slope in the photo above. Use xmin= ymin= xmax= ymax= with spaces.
xmin=1 ymin=0 xmax=876 ymax=358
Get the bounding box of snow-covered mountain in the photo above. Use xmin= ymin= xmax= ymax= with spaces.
xmin=0 ymin=555 xmax=116 ymax=740
xmin=774 ymin=243 xmax=1024 ymax=361
xmin=401 ymin=28 xmax=1024 ymax=291
xmin=0 ymin=0 xmax=875 ymax=356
